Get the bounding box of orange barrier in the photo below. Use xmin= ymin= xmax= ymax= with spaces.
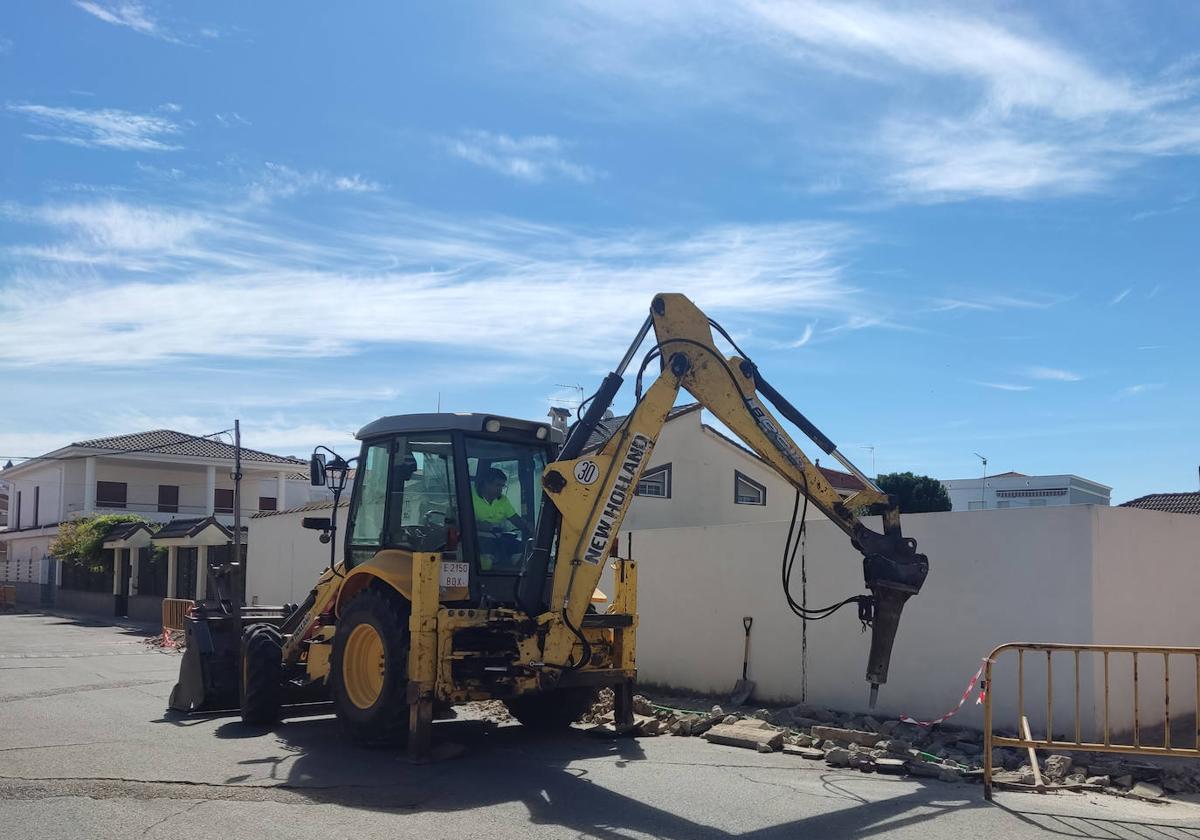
xmin=161 ymin=597 xmax=195 ymax=632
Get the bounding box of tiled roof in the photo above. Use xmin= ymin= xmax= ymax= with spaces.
xmin=71 ymin=430 xmax=306 ymax=465
xmin=251 ymin=499 xmax=348 ymax=519
xmin=103 ymin=522 xmax=153 ymax=542
xmin=1119 ymin=492 xmax=1200 ymax=515
xmin=152 ymin=517 xmax=236 ymax=540
xmin=584 ymin=403 xmax=702 ymax=451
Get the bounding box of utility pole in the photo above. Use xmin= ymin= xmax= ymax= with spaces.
xmin=232 ymin=419 xmax=243 ymax=603
xmin=861 ymin=445 xmax=877 ymax=478
xmin=974 ymin=452 xmax=988 ymax=509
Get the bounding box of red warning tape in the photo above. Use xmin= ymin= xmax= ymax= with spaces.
xmin=899 ymin=657 xmax=989 ymax=727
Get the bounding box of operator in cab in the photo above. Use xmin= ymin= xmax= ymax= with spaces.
xmin=472 ymin=467 xmax=532 ymax=570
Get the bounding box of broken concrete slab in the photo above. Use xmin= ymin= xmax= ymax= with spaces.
xmin=811 ymin=725 xmax=880 ymax=747
xmin=824 ymin=747 xmax=852 ymax=767
xmin=1044 ymin=754 xmax=1073 ymax=781
xmin=1128 ymin=781 xmax=1165 ymax=801
xmin=875 ymin=758 xmax=907 ymax=775
xmin=906 ymin=760 xmax=945 ymax=779
xmin=703 ymin=721 xmax=784 ymax=752
xmin=782 ymin=744 xmax=825 ymax=759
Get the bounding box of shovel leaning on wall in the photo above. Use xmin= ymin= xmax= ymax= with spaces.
xmin=730 ymin=616 xmax=755 ymax=706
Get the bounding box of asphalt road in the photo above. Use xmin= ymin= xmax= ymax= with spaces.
xmin=4 ymin=612 xmax=1200 ymax=840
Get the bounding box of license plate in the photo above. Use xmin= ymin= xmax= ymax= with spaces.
xmin=440 ymin=561 xmax=470 ymax=589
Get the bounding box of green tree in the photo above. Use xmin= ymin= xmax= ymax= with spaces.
xmin=875 ymin=471 xmax=952 ymax=514
xmin=50 ymin=513 xmax=151 ymax=570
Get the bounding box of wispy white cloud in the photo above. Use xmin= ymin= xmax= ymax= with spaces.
xmin=7 ymin=103 xmax=181 ymax=151
xmin=789 ymin=322 xmax=815 ymax=348
xmin=1024 ymin=366 xmax=1082 ymax=382
xmin=522 ymin=1 xmax=1200 ymax=201
xmin=74 ymin=1 xmax=174 ymax=41
xmin=1117 ymin=382 xmax=1165 ymax=398
xmin=247 ymin=163 xmax=382 ymax=203
xmin=215 ymin=112 xmax=251 ymax=128
xmin=1110 ymin=287 xmax=1132 ymax=305
xmin=447 ymin=131 xmax=598 ymax=183
xmin=1 ymin=197 xmax=869 ymax=367
xmin=931 ymin=292 xmax=1063 ymax=312
xmin=973 ymin=381 xmax=1033 ymax=392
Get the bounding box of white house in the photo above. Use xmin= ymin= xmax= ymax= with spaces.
xmin=941 ymin=471 xmax=1111 ymax=511
xmin=590 ymin=403 xmax=867 ymax=532
xmin=0 ymin=429 xmax=326 ymax=618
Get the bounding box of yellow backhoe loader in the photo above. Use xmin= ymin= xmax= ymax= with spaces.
xmin=170 ymin=293 xmax=929 ymax=758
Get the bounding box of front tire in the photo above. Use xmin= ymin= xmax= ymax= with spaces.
xmin=240 ymin=624 xmax=282 ymax=725
xmin=505 ymin=686 xmax=600 ymax=731
xmin=330 ymin=588 xmax=410 ymax=744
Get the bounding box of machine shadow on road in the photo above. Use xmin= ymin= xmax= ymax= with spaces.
xmin=168 ymin=709 xmax=998 ymax=840
xmin=993 ymin=800 xmax=1200 ymax=840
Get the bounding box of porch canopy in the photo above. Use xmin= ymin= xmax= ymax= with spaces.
xmin=150 ymin=517 xmax=238 ymax=600
xmin=102 ymin=522 xmax=154 ymax=599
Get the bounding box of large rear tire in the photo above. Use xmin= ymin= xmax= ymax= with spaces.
xmin=330 ymin=588 xmax=410 ymax=745
xmin=240 ymin=623 xmax=282 ymax=725
xmin=505 ymin=686 xmax=600 ymax=731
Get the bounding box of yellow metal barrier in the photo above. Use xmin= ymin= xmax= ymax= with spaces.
xmin=984 ymin=642 xmax=1200 ymax=799
xmin=0 ymin=585 xmax=16 ymax=609
xmin=161 ymin=597 xmax=196 ymax=632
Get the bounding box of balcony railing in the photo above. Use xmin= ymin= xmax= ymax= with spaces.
xmin=65 ymin=502 xmax=265 ymax=521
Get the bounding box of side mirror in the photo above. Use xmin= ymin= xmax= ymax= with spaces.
xmin=310 ymin=454 xmax=327 ymax=486
xmin=301 ymin=516 xmax=332 ymax=531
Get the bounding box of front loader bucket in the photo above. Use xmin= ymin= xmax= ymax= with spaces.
xmin=168 ymin=606 xmax=242 ymax=713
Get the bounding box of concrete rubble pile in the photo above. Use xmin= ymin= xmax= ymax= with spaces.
xmin=579 ymin=691 xmax=1199 ymax=799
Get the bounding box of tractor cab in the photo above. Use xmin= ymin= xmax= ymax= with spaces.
xmin=336 ymin=413 xmax=562 ymax=607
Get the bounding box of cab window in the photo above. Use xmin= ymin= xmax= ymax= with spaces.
xmin=465 ymin=437 xmax=547 ymax=573
xmin=386 ymin=435 xmax=459 ymax=553
xmin=347 ymin=440 xmax=390 ymax=567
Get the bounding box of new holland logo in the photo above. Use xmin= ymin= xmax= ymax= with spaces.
xmin=582 ymin=433 xmax=653 ymax=564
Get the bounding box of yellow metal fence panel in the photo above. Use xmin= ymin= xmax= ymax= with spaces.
xmin=983 ymin=642 xmax=1200 ymax=800
xmin=161 ymin=597 xmax=195 ymax=632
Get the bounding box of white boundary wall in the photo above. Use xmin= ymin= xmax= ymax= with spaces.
xmin=627 ymin=505 xmax=1200 ymax=736
xmin=246 ymin=505 xmax=345 ymax=606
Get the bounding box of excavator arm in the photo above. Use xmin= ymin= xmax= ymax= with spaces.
xmin=521 ymin=293 xmax=929 ymax=705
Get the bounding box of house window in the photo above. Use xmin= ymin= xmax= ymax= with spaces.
xmin=14 ymin=491 xmax=20 ymax=529
xmin=635 ymin=464 xmax=672 ymax=498
xmin=734 ymin=471 xmax=767 ymax=505
xmin=32 ymin=487 xmax=39 ymax=527
xmin=967 ymin=500 xmax=986 ymax=511
xmin=258 ymin=496 xmax=277 ymax=512
xmin=996 ymin=500 xmax=1010 ymax=509
xmin=214 ymin=488 xmax=234 ymax=514
xmin=158 ymin=485 xmax=179 ymax=514
xmin=96 ymin=481 xmax=127 ymax=509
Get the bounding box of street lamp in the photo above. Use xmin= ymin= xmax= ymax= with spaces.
xmin=974 ymin=452 xmax=988 ymax=509
xmin=305 ymin=446 xmax=356 ymax=574
xmin=323 ymin=454 xmax=352 ymax=495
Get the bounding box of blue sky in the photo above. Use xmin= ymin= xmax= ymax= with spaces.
xmin=1 ymin=2 xmax=1198 ymax=502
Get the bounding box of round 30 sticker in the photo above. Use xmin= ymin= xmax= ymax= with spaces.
xmin=574 ymin=460 xmax=600 ymax=485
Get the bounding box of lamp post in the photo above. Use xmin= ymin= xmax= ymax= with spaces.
xmin=311 ymin=447 xmax=353 ymax=575
xmin=974 ymin=452 xmax=988 ymax=509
